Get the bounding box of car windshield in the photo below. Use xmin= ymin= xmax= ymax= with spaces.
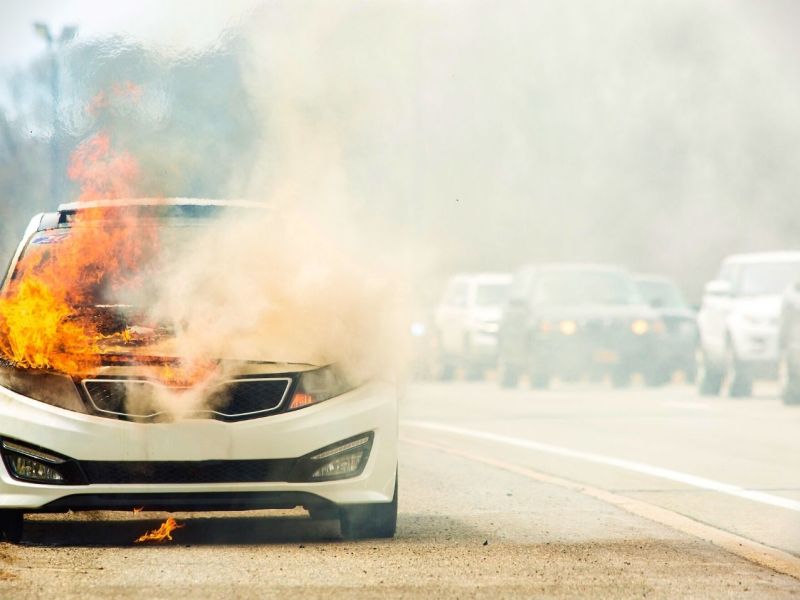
xmin=636 ymin=280 xmax=686 ymax=309
xmin=12 ymin=220 xmax=207 ymax=307
xmin=737 ymin=262 xmax=800 ymax=296
xmin=534 ymin=270 xmax=641 ymax=306
xmin=474 ymin=283 xmax=509 ymax=307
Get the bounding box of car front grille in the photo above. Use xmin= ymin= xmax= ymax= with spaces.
xmin=79 ymin=459 xmax=295 ymax=484
xmin=81 ymin=377 xmax=294 ymax=422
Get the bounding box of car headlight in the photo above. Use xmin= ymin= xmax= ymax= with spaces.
xmin=288 ymin=365 xmax=358 ymax=411
xmin=559 ymin=320 xmax=578 ymax=335
xmin=409 ymin=321 xmax=427 ymax=337
xmin=0 ymin=363 xmax=87 ymax=413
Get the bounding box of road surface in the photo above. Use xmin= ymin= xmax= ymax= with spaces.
xmin=0 ymin=380 xmax=799 ymax=598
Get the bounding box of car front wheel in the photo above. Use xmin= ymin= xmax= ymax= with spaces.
xmin=725 ymin=343 xmax=752 ymax=398
xmin=0 ymin=510 xmax=23 ymax=544
xmin=339 ymin=474 xmax=398 ymax=540
xmin=779 ymin=351 xmax=800 ymax=406
xmin=697 ymin=348 xmax=723 ymax=396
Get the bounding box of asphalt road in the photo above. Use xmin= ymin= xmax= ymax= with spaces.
xmin=1 ymin=379 xmax=799 ymax=598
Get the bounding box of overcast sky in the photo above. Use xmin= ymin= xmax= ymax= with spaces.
xmin=0 ymin=0 xmax=258 ymax=69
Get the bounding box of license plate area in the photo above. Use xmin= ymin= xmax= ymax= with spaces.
xmin=593 ymin=349 xmax=619 ymax=364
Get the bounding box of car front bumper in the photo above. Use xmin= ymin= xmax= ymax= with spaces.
xmin=530 ymin=333 xmax=656 ymax=374
xmin=0 ymin=380 xmax=398 ymax=511
xmin=730 ymin=323 xmax=779 ymax=364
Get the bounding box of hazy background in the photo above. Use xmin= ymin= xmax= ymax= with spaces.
xmin=2 ymin=0 xmax=800 ymax=301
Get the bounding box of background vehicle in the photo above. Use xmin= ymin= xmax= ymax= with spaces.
xmin=433 ymin=273 xmax=511 ymax=379
xmin=634 ymin=274 xmax=698 ymax=385
xmin=0 ymin=200 xmax=399 ymax=542
xmin=407 ymin=307 xmax=438 ymax=379
xmin=697 ymin=252 xmax=800 ymax=397
xmin=498 ymin=264 xmax=660 ymax=389
xmin=779 ymin=277 xmax=800 ymax=405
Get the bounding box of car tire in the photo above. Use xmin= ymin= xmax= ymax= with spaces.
xmin=644 ymin=366 xmax=671 ymax=387
xmin=725 ymin=344 xmax=753 ymax=398
xmin=683 ymin=361 xmax=697 ymax=384
xmin=779 ymin=352 xmax=800 ymax=406
xmin=0 ymin=510 xmax=23 ymax=544
xmin=339 ymin=473 xmax=398 ymax=540
xmin=308 ymin=507 xmax=340 ymax=521
xmin=529 ymin=368 xmax=550 ymax=389
xmin=500 ymin=365 xmax=519 ymax=389
xmin=611 ymin=367 xmax=631 ymax=388
xmin=697 ymin=349 xmax=723 ymax=396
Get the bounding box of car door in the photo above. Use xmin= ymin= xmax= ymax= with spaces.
xmin=700 ymin=263 xmax=738 ymax=360
xmin=435 ymin=279 xmax=470 ymax=355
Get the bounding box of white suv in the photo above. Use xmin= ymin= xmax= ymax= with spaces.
xmin=433 ymin=273 xmax=511 ymax=379
xmin=697 ymin=252 xmax=800 ymax=397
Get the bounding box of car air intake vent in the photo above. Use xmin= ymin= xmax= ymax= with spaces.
xmin=81 ymin=377 xmax=293 ymax=422
xmin=79 ymin=459 xmax=295 ymax=484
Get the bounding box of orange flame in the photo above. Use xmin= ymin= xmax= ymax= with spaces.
xmin=67 ymin=132 xmax=139 ymax=201
xmin=0 ymin=278 xmax=100 ymax=374
xmin=135 ymin=517 xmax=184 ymax=543
xmin=0 ymin=131 xmax=160 ymax=377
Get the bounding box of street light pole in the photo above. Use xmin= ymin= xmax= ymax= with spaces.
xmin=33 ymin=22 xmax=77 ymax=204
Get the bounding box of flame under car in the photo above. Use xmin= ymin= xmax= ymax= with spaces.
xmin=0 ymin=199 xmax=398 ymax=543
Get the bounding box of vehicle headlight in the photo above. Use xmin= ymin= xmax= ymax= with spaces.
xmin=631 ymin=319 xmax=650 ymax=335
xmin=410 ymin=321 xmax=427 ymax=337
xmin=559 ymin=320 xmax=578 ymax=335
xmin=0 ymin=363 xmax=87 ymax=413
xmin=288 ymin=365 xmax=358 ymax=411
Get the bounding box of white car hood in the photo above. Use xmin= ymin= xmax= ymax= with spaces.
xmin=732 ymin=295 xmax=783 ymax=318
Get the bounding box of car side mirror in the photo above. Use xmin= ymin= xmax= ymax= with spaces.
xmin=704 ymin=280 xmax=733 ymax=298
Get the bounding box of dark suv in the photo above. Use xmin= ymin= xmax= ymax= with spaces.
xmin=498 ymin=264 xmax=660 ymax=388
xmin=634 ymin=274 xmax=697 ymax=385
xmin=779 ymin=278 xmax=800 ymax=405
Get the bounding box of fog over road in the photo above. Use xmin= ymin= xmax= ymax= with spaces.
xmin=1 ymin=381 xmax=799 ymax=598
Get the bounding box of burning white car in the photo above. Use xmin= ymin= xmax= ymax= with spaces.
xmin=0 ymin=199 xmax=398 ymax=542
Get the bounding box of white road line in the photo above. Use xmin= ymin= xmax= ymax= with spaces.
xmin=661 ymin=401 xmax=713 ymax=411
xmin=401 ymin=435 xmax=800 ymax=581
xmin=402 ymin=420 xmax=800 ymax=512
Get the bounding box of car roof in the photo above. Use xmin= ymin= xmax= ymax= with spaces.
xmin=722 ymin=251 xmax=800 ymax=265
xmin=57 ymin=198 xmax=266 ymax=211
xmin=633 ymin=273 xmax=676 ymax=284
xmin=522 ymin=262 xmax=628 ymax=274
xmin=448 ymin=272 xmax=512 ymax=285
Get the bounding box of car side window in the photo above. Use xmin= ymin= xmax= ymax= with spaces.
xmin=717 ymin=264 xmax=739 ymax=294
xmin=444 ymin=281 xmax=469 ymax=308
xmin=508 ymin=270 xmax=534 ymax=303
